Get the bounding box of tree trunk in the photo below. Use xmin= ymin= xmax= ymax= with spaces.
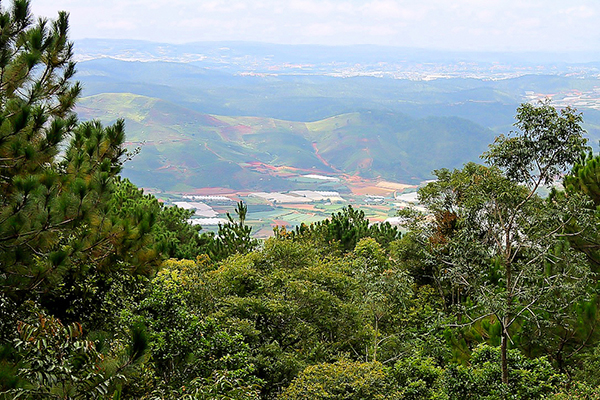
xmin=501 ymin=320 xmax=509 ymax=385
xmin=502 ymin=244 xmax=512 ymax=386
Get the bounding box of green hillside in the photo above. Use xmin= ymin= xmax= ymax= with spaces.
xmin=76 ymin=93 xmax=497 ymax=191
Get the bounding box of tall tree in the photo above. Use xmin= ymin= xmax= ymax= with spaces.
xmin=0 ymin=0 xmax=161 ymax=310
xmin=415 ymin=101 xmax=591 ymax=385
xmin=0 ymin=0 xmax=83 ymax=299
xmin=481 ymin=101 xmax=589 ymax=384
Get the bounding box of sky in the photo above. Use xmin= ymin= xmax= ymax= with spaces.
xmin=30 ymin=0 xmax=600 ymax=52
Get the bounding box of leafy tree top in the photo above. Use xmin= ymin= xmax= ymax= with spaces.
xmin=483 ymin=100 xmax=588 ymax=188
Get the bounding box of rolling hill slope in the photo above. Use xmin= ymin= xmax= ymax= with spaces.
xmin=76 ymin=93 xmax=497 ymax=191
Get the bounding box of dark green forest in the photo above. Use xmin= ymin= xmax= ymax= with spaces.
xmin=2 ymin=2 xmax=600 ymax=399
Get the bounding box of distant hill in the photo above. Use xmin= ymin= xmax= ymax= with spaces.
xmin=76 ymin=93 xmax=495 ymax=191
xmin=75 ymin=39 xmax=600 ymax=66
xmin=75 ymin=58 xmax=525 ymax=127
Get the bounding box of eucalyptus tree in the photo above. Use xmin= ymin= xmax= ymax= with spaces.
xmin=415 ymin=101 xmax=591 ymax=384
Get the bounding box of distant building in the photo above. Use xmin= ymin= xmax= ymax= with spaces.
xmin=249 ymin=192 xmax=311 ymax=203
xmin=395 ymin=192 xmax=419 ymax=203
xmin=173 ymin=202 xmax=219 ymax=217
xmin=303 ymin=174 xmax=340 ymax=182
xmin=188 ymin=218 xmax=228 ymax=226
xmin=290 ymin=190 xmax=346 ymax=202
xmin=183 ymin=195 xmax=233 ymax=204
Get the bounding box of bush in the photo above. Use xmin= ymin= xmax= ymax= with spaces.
xmin=279 ymin=360 xmax=400 ymax=400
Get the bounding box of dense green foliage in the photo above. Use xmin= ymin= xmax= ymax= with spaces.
xmin=280 ymin=346 xmax=566 ymax=400
xmin=2 ymin=2 xmax=600 ymax=399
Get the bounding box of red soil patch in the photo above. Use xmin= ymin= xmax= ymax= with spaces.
xmin=357 ymin=158 xmax=373 ymax=169
xmin=312 ymin=142 xmax=342 ymax=172
xmin=255 ymin=227 xmax=276 ymax=238
xmin=350 ymin=186 xmax=393 ymax=196
xmin=280 ymin=204 xmax=317 ymax=211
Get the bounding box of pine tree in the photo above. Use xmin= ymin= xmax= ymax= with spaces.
xmin=207 ymin=201 xmax=258 ymax=262
xmin=0 ymin=0 xmax=159 ymax=306
xmin=0 ymin=0 xmax=82 ymax=298
xmin=563 ymin=152 xmax=600 ymax=269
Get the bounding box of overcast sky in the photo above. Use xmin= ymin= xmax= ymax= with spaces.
xmin=30 ymin=0 xmax=599 ymax=52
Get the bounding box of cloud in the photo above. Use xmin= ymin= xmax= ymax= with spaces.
xmin=26 ymin=0 xmax=600 ymax=51
xmin=96 ymin=19 xmax=138 ymax=31
xmin=360 ymin=0 xmax=427 ymax=21
xmin=563 ymin=5 xmax=596 ymax=18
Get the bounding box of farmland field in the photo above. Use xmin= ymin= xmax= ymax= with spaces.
xmin=163 ymin=176 xmax=418 ymax=237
